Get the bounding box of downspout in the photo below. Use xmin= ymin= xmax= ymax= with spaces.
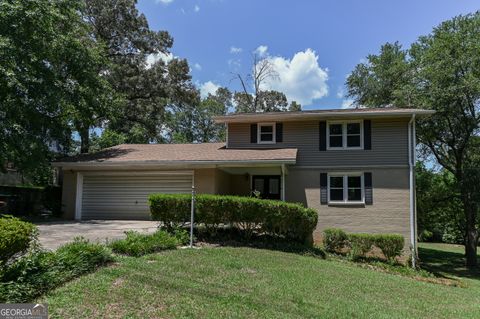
xmin=408 ymin=114 xmax=417 ymax=268
xmin=281 ymin=164 xmax=286 ymax=201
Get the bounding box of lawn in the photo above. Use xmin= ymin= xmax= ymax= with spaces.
xmin=40 ymin=244 xmax=480 ymax=319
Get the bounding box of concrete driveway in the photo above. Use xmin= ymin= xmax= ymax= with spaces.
xmin=36 ymin=220 xmax=159 ymax=250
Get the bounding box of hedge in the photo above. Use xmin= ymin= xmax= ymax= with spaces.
xmin=149 ymin=194 xmax=318 ymax=242
xmin=323 ymin=228 xmax=348 ymax=253
xmin=323 ymin=228 xmax=405 ymax=262
xmin=0 ymin=215 xmax=37 ymax=264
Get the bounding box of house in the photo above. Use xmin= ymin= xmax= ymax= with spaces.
xmin=53 ymin=107 xmax=434 ymax=250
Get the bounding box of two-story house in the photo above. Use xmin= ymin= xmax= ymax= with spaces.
xmin=54 ymin=107 xmax=434 ymax=253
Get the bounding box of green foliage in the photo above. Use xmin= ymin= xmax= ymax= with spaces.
xmin=168 ymin=88 xmax=228 ymax=143
xmin=416 ymin=163 xmax=464 ymax=244
xmin=149 ymin=194 xmax=318 ymax=243
xmin=373 ymin=234 xmax=404 ymax=263
xmin=322 ymin=228 xmax=348 ymax=253
xmin=348 ymin=234 xmax=375 ymax=261
xmin=0 ymin=216 xmax=37 ymax=264
xmin=90 ymin=129 xmax=127 ymax=151
xmin=0 ymin=238 xmax=112 ymax=302
xmin=0 ymin=0 xmax=116 ymax=167
xmin=418 ymin=229 xmax=433 ymax=242
xmin=109 ymin=230 xmax=180 ymax=257
xmin=324 ymin=229 xmax=405 ymax=262
xmin=346 ymin=12 xmax=480 ymax=267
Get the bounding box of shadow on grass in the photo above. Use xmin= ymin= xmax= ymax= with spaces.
xmin=419 ymin=246 xmax=480 ymax=280
xmin=191 ymin=228 xmax=326 ymax=259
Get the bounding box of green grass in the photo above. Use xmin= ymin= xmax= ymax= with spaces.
xmin=40 ymin=244 xmax=480 ymax=319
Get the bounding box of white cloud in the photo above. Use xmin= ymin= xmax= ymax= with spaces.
xmin=194 ymin=5 xmax=200 ymax=12
xmin=200 ymin=81 xmax=220 ymax=98
xmin=336 ymin=86 xmax=345 ymax=98
xmin=230 ymin=46 xmax=242 ymax=54
xmin=254 ymin=45 xmax=268 ymax=57
xmin=341 ymin=98 xmax=355 ymax=109
xmin=193 ymin=63 xmax=202 ymax=71
xmin=260 ymin=48 xmax=329 ymax=106
xmin=146 ymin=52 xmax=174 ymax=68
xmin=156 ymin=0 xmax=174 ymax=4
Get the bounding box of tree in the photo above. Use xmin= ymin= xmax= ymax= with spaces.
xmin=84 ymin=0 xmax=195 ymax=146
xmin=168 ymin=88 xmax=228 ymax=143
xmin=233 ymin=54 xmax=300 ymax=112
xmin=0 ymin=0 xmax=114 ymax=173
xmin=346 ymin=12 xmax=480 ymax=267
xmin=416 ymin=164 xmax=464 ymax=243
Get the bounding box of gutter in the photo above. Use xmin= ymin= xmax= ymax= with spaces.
xmin=408 ymin=114 xmax=417 ymax=268
xmin=52 ymin=159 xmax=297 ymax=168
xmin=214 ymin=109 xmax=436 ymax=123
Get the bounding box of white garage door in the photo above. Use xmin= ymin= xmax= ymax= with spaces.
xmin=80 ymin=172 xmax=193 ymax=220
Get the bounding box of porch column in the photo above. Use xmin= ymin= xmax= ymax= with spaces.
xmin=281 ymin=164 xmax=286 ymax=201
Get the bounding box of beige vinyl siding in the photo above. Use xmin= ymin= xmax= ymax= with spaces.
xmin=81 ymin=173 xmax=192 ymax=220
xmin=227 ymin=118 xmax=409 ymax=167
xmin=285 ymin=167 xmax=411 ymax=247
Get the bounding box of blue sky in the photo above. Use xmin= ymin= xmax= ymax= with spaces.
xmin=138 ymin=0 xmax=479 ymax=110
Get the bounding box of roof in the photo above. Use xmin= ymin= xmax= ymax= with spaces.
xmin=54 ymin=143 xmax=297 ymax=167
xmin=214 ymin=107 xmax=435 ymax=123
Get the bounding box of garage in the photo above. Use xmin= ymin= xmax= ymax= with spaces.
xmin=79 ymin=172 xmax=193 ymax=220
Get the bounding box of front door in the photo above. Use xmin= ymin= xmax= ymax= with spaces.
xmin=252 ymin=176 xmax=281 ymax=200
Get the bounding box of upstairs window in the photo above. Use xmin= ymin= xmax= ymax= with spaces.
xmin=257 ymin=123 xmax=276 ymax=144
xmin=327 ymin=121 xmax=363 ymax=149
xmin=328 ymin=174 xmax=364 ymax=204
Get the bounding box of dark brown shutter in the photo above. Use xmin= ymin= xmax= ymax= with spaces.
xmin=364 ymin=120 xmax=371 ymax=150
xmin=320 ymin=173 xmax=328 ymax=205
xmin=319 ymin=121 xmax=327 ymax=151
xmin=364 ymin=172 xmax=373 ymax=205
xmin=276 ymin=123 xmax=283 ymax=143
xmin=250 ymin=124 xmax=257 ymax=143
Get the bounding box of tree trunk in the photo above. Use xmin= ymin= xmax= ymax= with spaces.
xmin=463 ymin=193 xmax=478 ymax=268
xmin=79 ymin=128 xmax=90 ymax=154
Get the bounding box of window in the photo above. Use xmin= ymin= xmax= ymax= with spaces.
xmin=327 ymin=121 xmax=363 ymax=149
xmin=328 ymin=174 xmax=364 ymax=203
xmin=257 ymin=123 xmax=276 ymax=144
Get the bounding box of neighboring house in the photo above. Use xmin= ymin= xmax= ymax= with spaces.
xmin=53 ymin=107 xmax=434 ymax=251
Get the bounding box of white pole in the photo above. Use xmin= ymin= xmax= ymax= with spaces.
xmin=408 ymin=114 xmax=417 ymax=268
xmin=190 ymin=185 xmax=195 ymax=248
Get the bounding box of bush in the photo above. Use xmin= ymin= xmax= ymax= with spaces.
xmin=323 ymin=228 xmax=348 ymax=253
xmin=109 ymin=230 xmax=180 ymax=257
xmin=149 ymin=194 xmax=318 ymax=243
xmin=0 ymin=238 xmax=113 ymax=303
xmin=0 ymin=215 xmax=37 ymax=264
xmin=373 ymin=234 xmax=404 ymax=263
xmin=418 ymin=229 xmax=433 ymax=242
xmin=348 ymin=234 xmax=375 ymax=260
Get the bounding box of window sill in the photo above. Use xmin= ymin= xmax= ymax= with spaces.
xmin=326 ymin=147 xmax=364 ymax=151
xmin=328 ymin=202 xmax=365 ymax=208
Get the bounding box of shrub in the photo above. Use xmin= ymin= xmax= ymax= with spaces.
xmin=348 ymin=234 xmax=375 ymax=260
xmin=418 ymin=229 xmax=433 ymax=242
xmin=323 ymin=228 xmax=348 ymax=253
xmin=0 ymin=215 xmax=37 ymax=264
xmin=109 ymin=230 xmax=180 ymax=257
xmin=0 ymin=238 xmax=113 ymax=303
xmin=55 ymin=237 xmax=114 ymax=275
xmin=373 ymin=234 xmax=404 ymax=263
xmin=149 ymin=194 xmax=318 ymax=243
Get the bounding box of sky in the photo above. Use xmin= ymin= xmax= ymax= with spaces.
xmin=138 ymin=0 xmax=479 ymax=110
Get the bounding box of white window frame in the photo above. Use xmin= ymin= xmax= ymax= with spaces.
xmin=257 ymin=122 xmax=276 ymax=144
xmin=326 ymin=120 xmax=364 ymax=150
xmin=327 ymin=172 xmax=365 ymax=204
